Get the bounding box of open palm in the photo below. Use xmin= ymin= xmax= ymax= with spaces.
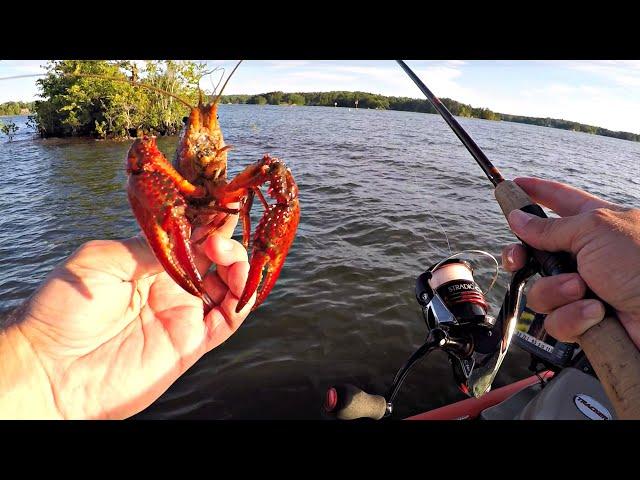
xmin=14 ymin=212 xmax=254 ymax=419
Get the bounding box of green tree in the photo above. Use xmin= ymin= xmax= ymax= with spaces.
xmin=265 ymin=91 xmax=284 ymax=105
xmin=221 ymin=95 xmax=250 ymax=104
xmin=140 ymin=60 xmax=204 ymax=136
xmin=249 ymin=95 xmax=267 ymax=105
xmin=286 ymin=93 xmax=305 ymax=105
xmin=34 ymin=60 xmax=138 ymax=137
xmin=32 ymin=60 xmax=206 ymax=139
xmin=458 ymin=105 xmax=472 ymax=117
xmin=0 ymin=119 xmax=19 ymax=141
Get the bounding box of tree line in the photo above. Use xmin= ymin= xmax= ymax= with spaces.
xmin=0 ymin=101 xmax=35 ymax=116
xmin=498 ymin=113 xmax=640 ymax=142
xmin=220 ymin=91 xmax=639 ymax=142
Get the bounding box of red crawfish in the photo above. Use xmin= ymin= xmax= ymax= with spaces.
xmin=125 ymin=63 xmax=300 ymax=313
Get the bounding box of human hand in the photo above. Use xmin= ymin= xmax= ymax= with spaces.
xmin=0 ymin=207 xmax=255 ymax=419
xmin=501 ymin=177 xmax=640 ymax=348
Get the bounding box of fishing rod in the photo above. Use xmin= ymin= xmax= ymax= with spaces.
xmin=395 ymin=59 xmax=640 ymax=419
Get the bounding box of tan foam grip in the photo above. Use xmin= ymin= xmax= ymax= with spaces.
xmin=579 ymin=317 xmax=640 ymax=419
xmin=331 ymin=384 xmax=387 ymax=420
xmin=494 ymin=180 xmax=640 ymax=419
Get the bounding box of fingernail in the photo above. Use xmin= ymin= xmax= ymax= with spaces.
xmin=505 ymin=245 xmax=516 ymax=265
xmin=561 ymin=277 xmax=583 ymax=297
xmin=582 ymin=300 xmax=605 ymax=324
xmin=508 ymin=209 xmax=533 ymax=230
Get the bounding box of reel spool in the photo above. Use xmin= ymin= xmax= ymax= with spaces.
xmin=417 ymin=258 xmax=493 ymax=330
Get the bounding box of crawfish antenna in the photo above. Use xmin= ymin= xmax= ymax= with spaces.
xmin=0 ymin=71 xmax=195 ymax=110
xmin=211 ymin=68 xmax=226 ymax=97
xmin=0 ymin=73 xmax=47 ymax=81
xmin=213 ymin=60 xmax=243 ymax=105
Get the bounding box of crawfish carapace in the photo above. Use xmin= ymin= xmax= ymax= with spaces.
xmin=125 ymin=101 xmax=300 ymax=315
xmin=174 ymin=102 xmax=229 ymax=186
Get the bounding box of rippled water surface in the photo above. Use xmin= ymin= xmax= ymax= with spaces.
xmin=1 ymin=107 xmax=639 ymax=419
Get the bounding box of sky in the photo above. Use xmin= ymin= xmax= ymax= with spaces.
xmin=2 ymin=60 xmax=640 ymax=134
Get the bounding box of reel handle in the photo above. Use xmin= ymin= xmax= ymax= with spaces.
xmin=324 ymin=384 xmax=388 ymax=420
xmin=495 ymin=179 xmax=640 ymax=419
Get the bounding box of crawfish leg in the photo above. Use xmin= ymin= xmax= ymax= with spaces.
xmin=192 ymin=205 xmax=241 ymax=215
xmin=255 ymin=188 xmax=269 ymax=209
xmin=240 ymin=189 xmax=256 ymax=250
xmin=192 ymin=213 xmax=231 ymax=246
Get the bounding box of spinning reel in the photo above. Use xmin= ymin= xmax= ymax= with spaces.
xmin=324 ymin=251 xmax=555 ymax=420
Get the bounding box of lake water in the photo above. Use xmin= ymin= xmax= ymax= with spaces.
xmin=1 ymin=106 xmax=639 ymax=419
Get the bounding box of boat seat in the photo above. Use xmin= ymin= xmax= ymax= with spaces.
xmin=479 ymin=383 xmax=543 ymax=420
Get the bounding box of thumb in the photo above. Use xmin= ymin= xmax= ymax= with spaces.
xmin=507 ymin=209 xmax=588 ymax=254
xmin=69 ymin=236 xmax=164 ymax=282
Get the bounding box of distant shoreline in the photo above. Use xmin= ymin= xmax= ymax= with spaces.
xmin=219 ymin=91 xmax=640 ymax=143
xmin=3 ymin=104 xmax=637 ymax=145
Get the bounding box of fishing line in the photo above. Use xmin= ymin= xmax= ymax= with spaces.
xmin=405 ymin=145 xmax=452 ymax=257
xmin=424 ymin=208 xmax=452 ymax=255
xmin=432 ymin=249 xmax=499 ymax=296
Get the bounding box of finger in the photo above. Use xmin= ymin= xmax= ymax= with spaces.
xmin=226 ymin=261 xmax=250 ymax=299
xmin=203 ymin=270 xmax=228 ymax=305
xmin=514 ymin=177 xmax=623 ymax=217
xmin=507 ymin=209 xmax=591 ymax=254
xmin=215 ymin=201 xmax=240 ymax=239
xmin=192 ymin=202 xmax=241 ymax=274
xmin=203 ymin=289 xmax=256 ymax=351
xmin=544 ymin=299 xmax=606 ymax=342
xmin=68 ymin=236 xmax=163 ymax=282
xmin=203 ymin=261 xmax=251 ymax=305
xmin=203 ymin=234 xmax=248 ymax=267
xmin=501 ymin=243 xmax=528 ymax=272
xmin=217 ymin=265 xmax=229 ymax=286
xmin=526 ymin=273 xmax=587 ymax=313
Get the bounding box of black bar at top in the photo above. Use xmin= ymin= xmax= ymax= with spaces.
xmin=396 ymin=60 xmax=504 ymax=186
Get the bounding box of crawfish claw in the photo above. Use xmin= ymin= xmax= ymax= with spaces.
xmin=236 ymin=199 xmax=300 ymax=313
xmin=127 ymin=137 xmax=212 ymax=313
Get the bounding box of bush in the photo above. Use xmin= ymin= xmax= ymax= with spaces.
xmin=0 ymin=119 xmax=19 ymax=141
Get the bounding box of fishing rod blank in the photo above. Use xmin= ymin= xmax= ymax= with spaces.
xmin=396 ymin=60 xmax=503 ymax=186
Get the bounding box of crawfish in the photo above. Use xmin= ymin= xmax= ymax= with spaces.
xmin=125 ymin=69 xmax=300 ymax=314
